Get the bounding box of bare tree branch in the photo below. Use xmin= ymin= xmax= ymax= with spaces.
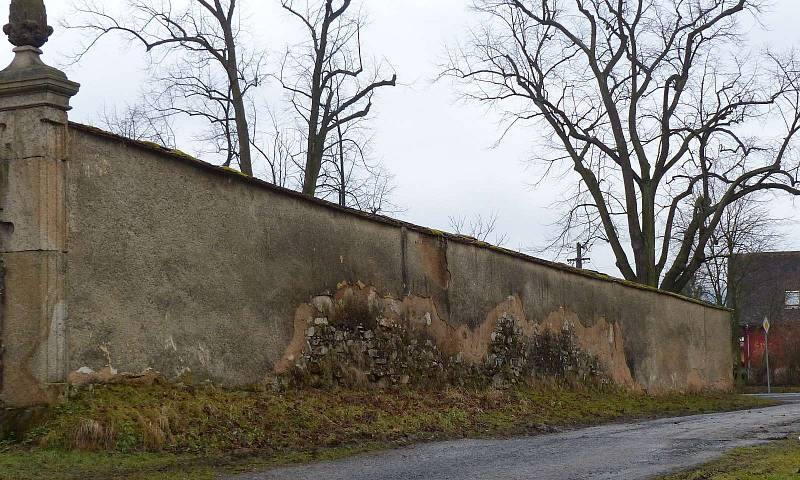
xmin=449 ymin=212 xmax=509 ymax=246
xmin=445 ymin=0 xmax=800 ymax=292
xmin=682 ymin=193 xmax=788 ymax=306
xmin=280 ymin=0 xmax=397 ymax=197
xmin=65 ymin=0 xmax=264 ymax=175
xmin=96 ymin=102 xmax=176 ymax=148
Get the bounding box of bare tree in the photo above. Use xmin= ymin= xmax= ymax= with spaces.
xmin=316 ymin=113 xmax=368 ymax=205
xmin=250 ymin=109 xmax=303 ymax=188
xmin=445 ymin=0 xmax=800 ymax=292
xmin=688 ymin=194 xmax=786 ymax=305
xmin=66 ymin=0 xmax=263 ymax=175
xmin=308 ymin=110 xmax=400 ymax=214
xmin=97 ymin=102 xmax=176 ymax=148
xmin=280 ymin=0 xmax=397 ymax=197
xmin=351 ymin=161 xmax=402 ymax=215
xmin=449 ymin=212 xmax=509 ymax=246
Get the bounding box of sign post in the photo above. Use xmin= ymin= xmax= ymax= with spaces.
xmin=763 ymin=317 xmax=771 ymax=394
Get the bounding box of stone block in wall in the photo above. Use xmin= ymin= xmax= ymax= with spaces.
xmin=0 ymin=153 xmax=66 ymax=253
xmin=0 ymin=107 xmax=67 ymax=162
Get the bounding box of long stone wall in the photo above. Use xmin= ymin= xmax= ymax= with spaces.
xmin=0 ymin=120 xmax=734 ymax=407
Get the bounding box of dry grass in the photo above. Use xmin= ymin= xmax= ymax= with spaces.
xmin=16 ymin=383 xmax=772 ymax=456
xmin=135 ymin=410 xmax=170 ymax=451
xmin=72 ymin=418 xmax=115 ymax=451
xmin=0 ymin=384 xmax=776 ymax=480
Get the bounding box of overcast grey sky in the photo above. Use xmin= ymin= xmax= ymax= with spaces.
xmin=3 ymin=0 xmax=798 ymax=276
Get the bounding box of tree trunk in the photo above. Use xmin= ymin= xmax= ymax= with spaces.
xmin=222 ymin=21 xmax=252 ymax=176
xmin=337 ymin=121 xmax=345 ymax=206
xmin=231 ymin=82 xmax=253 ymax=176
xmin=640 ymin=182 xmax=658 ymax=287
xmin=303 ymin=136 xmax=323 ymax=196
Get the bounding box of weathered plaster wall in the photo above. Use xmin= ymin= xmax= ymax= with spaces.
xmin=54 ymin=124 xmax=732 ymax=397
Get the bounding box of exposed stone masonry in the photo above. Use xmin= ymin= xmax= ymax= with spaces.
xmin=284 ymin=287 xmax=606 ymax=390
xmin=294 ymin=317 xmax=445 ymax=388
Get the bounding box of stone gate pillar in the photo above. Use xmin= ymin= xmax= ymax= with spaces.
xmin=0 ymin=0 xmax=79 ymax=407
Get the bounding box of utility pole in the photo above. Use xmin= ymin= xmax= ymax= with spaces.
xmin=568 ymin=243 xmax=591 ymax=270
xmin=763 ymin=317 xmax=771 ymax=394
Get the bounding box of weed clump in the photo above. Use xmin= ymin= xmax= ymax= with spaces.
xmin=72 ymin=418 xmax=114 ymax=451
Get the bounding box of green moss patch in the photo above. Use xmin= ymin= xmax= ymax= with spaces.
xmin=662 ymin=437 xmax=800 ymax=479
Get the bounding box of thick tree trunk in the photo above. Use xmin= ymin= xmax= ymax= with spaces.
xmin=231 ymin=84 xmax=253 ymax=176
xmin=640 ymin=183 xmax=659 ymax=287
xmin=222 ymin=21 xmax=252 ymax=176
xmin=337 ymin=121 xmax=345 ymax=206
xmin=303 ymin=137 xmax=323 ymax=196
xmin=302 ymin=20 xmax=327 ymax=198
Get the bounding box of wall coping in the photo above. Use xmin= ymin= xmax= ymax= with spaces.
xmin=64 ymin=121 xmax=732 ymax=313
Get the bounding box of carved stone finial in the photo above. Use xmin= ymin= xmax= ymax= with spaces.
xmin=3 ymin=0 xmax=53 ymax=49
xmin=0 ymin=0 xmax=79 ymax=114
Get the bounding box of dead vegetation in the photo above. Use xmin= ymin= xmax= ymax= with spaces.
xmin=72 ymin=418 xmax=114 ymax=451
xmin=5 ymin=383 xmax=772 ymax=456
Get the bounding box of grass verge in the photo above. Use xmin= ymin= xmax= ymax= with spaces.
xmin=0 ymin=384 xmax=775 ymax=480
xmin=662 ymin=437 xmax=800 ymax=480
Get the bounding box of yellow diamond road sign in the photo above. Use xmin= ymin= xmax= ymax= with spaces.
xmin=763 ymin=318 xmax=770 ymax=334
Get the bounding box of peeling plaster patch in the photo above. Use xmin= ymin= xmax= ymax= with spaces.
xmin=69 ymin=344 xmax=123 ymax=386
xmin=99 ymin=345 xmax=113 ymax=369
xmin=275 ymin=304 xmax=315 ymax=375
xmin=68 ymin=365 xmax=117 ymax=386
xmin=418 ymin=236 xmax=450 ymax=289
